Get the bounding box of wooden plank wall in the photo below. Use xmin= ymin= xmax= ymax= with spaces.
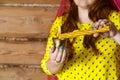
xmin=0 ymin=0 xmax=59 ymax=80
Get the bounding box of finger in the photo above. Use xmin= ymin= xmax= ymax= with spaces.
xmin=98 ymin=19 xmax=103 ymax=23
xmin=99 ymin=21 xmax=106 ymax=27
xmin=50 ymin=47 xmax=55 ymax=54
xmin=60 ymin=47 xmax=67 ymax=63
xmin=91 ymin=25 xmax=96 ymax=30
xmin=98 ymin=19 xmax=109 ymax=27
xmin=51 ymin=47 xmax=59 ymax=60
xmin=102 ymin=32 xmax=109 ymax=37
xmin=109 ymin=24 xmax=117 ymax=37
xmin=93 ymin=33 xmax=99 ymax=37
xmin=91 ymin=19 xmax=103 ymax=29
xmin=103 ymin=21 xmax=116 ymax=37
xmin=94 ymin=22 xmax=99 ymax=29
xmin=102 ymin=19 xmax=109 ymax=23
xmin=56 ymin=46 xmax=63 ymax=63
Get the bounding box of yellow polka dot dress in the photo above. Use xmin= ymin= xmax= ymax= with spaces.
xmin=41 ymin=11 xmax=120 ymax=80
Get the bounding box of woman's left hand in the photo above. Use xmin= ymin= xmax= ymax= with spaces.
xmin=92 ymin=19 xmax=119 ymax=38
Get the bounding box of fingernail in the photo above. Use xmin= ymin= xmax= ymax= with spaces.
xmin=57 ymin=46 xmax=60 ymax=49
xmin=58 ymin=46 xmax=63 ymax=49
xmin=63 ymin=47 xmax=66 ymax=50
xmin=91 ymin=26 xmax=96 ymax=29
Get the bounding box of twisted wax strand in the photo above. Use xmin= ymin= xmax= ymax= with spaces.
xmin=58 ymin=26 xmax=110 ymax=39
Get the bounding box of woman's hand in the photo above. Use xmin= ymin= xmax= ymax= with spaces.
xmin=50 ymin=46 xmax=67 ymax=64
xmin=92 ymin=19 xmax=120 ymax=44
xmin=92 ymin=19 xmax=118 ymax=38
xmin=46 ymin=45 xmax=67 ymax=74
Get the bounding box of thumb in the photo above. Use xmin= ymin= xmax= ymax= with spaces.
xmin=93 ymin=33 xmax=99 ymax=37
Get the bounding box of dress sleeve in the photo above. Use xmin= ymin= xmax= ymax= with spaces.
xmin=109 ymin=11 xmax=120 ymax=62
xmin=40 ymin=16 xmax=64 ymax=75
xmin=109 ymin=11 xmax=120 ymax=30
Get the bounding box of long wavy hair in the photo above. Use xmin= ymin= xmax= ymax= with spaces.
xmin=61 ymin=0 xmax=118 ymax=56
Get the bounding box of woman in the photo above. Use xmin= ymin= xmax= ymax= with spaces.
xmin=41 ymin=0 xmax=120 ymax=80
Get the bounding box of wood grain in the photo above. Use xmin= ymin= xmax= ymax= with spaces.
xmin=0 ymin=0 xmax=60 ymax=4
xmin=0 ymin=0 xmax=58 ymax=79
xmin=0 ymin=40 xmax=47 ymax=64
xmin=0 ymin=7 xmax=58 ymax=38
xmin=0 ymin=67 xmax=47 ymax=80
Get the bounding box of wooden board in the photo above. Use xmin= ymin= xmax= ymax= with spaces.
xmin=0 ymin=67 xmax=47 ymax=80
xmin=0 ymin=41 xmax=47 ymax=64
xmin=0 ymin=6 xmax=58 ymax=64
xmin=0 ymin=7 xmax=58 ymax=38
xmin=0 ymin=0 xmax=58 ymax=80
xmin=0 ymin=0 xmax=60 ymax=4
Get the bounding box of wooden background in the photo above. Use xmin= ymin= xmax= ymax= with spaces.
xmin=0 ymin=0 xmax=59 ymax=80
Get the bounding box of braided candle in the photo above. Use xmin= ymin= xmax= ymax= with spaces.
xmin=58 ymin=26 xmax=110 ymax=39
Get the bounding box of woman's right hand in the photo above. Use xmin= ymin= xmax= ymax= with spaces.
xmin=46 ymin=46 xmax=67 ymax=74
xmin=50 ymin=46 xmax=67 ymax=64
